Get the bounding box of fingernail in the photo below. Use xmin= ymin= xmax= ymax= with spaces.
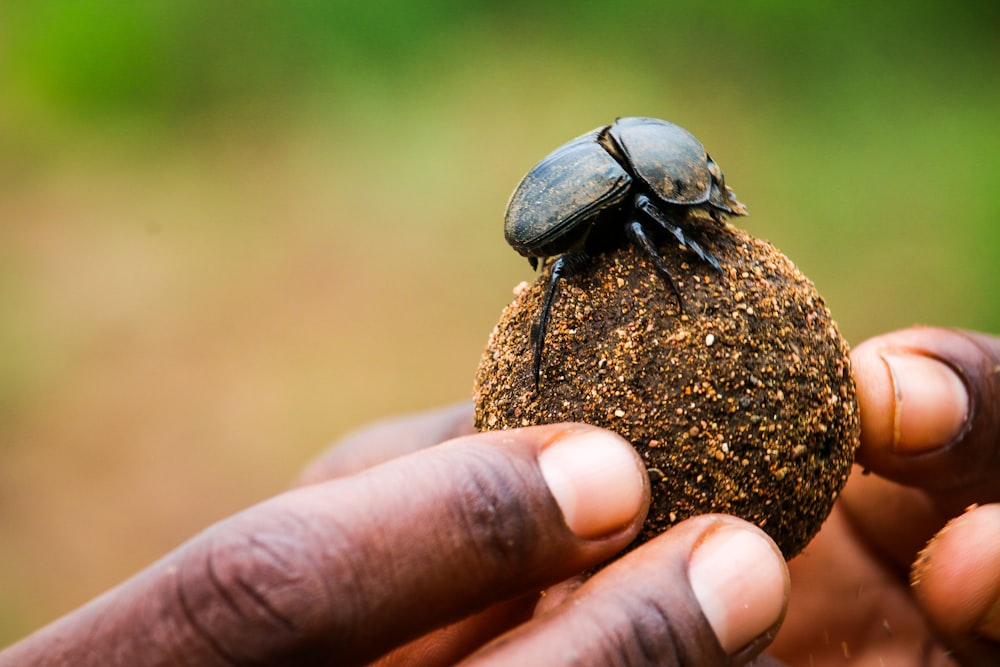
xmin=689 ymin=525 xmax=787 ymax=655
xmin=881 ymin=353 xmax=969 ymax=454
xmin=538 ymin=429 xmax=648 ymax=539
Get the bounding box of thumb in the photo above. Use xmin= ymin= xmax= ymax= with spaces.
xmin=461 ymin=515 xmax=790 ymax=666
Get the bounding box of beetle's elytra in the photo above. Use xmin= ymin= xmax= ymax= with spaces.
xmin=504 ymin=117 xmax=747 ymax=388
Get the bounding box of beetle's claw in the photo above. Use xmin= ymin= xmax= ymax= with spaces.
xmin=636 ymin=196 xmax=723 ymax=274
xmin=626 ymin=220 xmax=684 ymax=308
xmin=689 ymin=239 xmax=722 ymax=273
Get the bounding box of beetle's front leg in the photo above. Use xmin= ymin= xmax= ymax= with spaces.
xmin=531 ymin=252 xmax=588 ymax=389
xmin=626 ymin=221 xmax=683 ymax=309
xmin=636 ymin=195 xmax=722 ymax=272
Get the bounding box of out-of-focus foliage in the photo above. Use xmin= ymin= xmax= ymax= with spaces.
xmin=3 ymin=3 xmax=997 ymax=120
xmin=0 ymin=0 xmax=997 ymax=645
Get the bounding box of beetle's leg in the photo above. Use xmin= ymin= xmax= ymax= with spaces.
xmin=626 ymin=221 xmax=683 ymax=308
xmin=531 ymin=252 xmax=586 ymax=389
xmin=528 ymin=257 xmax=539 ymax=271
xmin=636 ymin=194 xmax=722 ymax=272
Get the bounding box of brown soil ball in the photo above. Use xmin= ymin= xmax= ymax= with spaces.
xmin=473 ymin=224 xmax=860 ymax=558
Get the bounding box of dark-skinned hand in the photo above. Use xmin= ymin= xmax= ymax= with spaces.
xmin=1 ymin=326 xmax=998 ymax=666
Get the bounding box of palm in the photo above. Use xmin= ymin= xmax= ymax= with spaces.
xmin=769 ymin=467 xmax=953 ymax=666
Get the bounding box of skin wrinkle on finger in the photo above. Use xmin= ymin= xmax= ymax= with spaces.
xmin=447 ymin=447 xmax=546 ymax=572
xmin=175 ymin=552 xmax=247 ymax=666
xmin=171 ymin=503 xmax=369 ymax=664
xmin=461 ymin=570 xmax=729 ymax=666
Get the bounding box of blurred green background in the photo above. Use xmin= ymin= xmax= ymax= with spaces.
xmin=1 ymin=0 xmax=997 ymax=644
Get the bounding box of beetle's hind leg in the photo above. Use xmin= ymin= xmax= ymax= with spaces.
xmin=626 ymin=221 xmax=683 ymax=308
xmin=635 ymin=194 xmax=722 ymax=272
xmin=531 ymin=252 xmax=587 ymax=390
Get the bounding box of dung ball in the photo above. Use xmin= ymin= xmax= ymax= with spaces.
xmin=474 ymin=226 xmax=860 ymax=558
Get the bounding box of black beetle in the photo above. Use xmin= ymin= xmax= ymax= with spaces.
xmin=504 ymin=117 xmax=747 ymax=387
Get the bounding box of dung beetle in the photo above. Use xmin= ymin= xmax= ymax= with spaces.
xmin=504 ymin=116 xmax=747 ymax=387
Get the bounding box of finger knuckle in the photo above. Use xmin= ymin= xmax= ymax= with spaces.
xmin=170 ymin=508 xmax=346 ymax=663
xmin=446 ymin=449 xmax=549 ymax=570
xmin=572 ymin=591 xmax=723 ymax=666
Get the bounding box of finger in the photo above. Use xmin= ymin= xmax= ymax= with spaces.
xmin=298 ymin=403 xmax=508 ymax=667
xmin=460 ymin=515 xmax=789 ymax=667
xmin=0 ymin=424 xmax=648 ymax=667
xmin=371 ymin=596 xmax=538 ymax=667
xmin=851 ymin=327 xmax=1000 ymax=509
xmin=911 ymin=503 xmax=1000 ymax=665
xmin=843 ymin=327 xmax=1000 ymax=572
xmin=295 ymin=402 xmax=475 ymax=485
xmin=534 ymin=576 xmax=587 ymax=616
xmin=372 ymin=574 xmax=588 ymax=666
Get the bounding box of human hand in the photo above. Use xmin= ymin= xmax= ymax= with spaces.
xmin=767 ymin=326 xmax=1000 ymax=666
xmin=330 ymin=327 xmax=1000 ymax=666
xmin=0 ymin=404 xmax=788 ymax=666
